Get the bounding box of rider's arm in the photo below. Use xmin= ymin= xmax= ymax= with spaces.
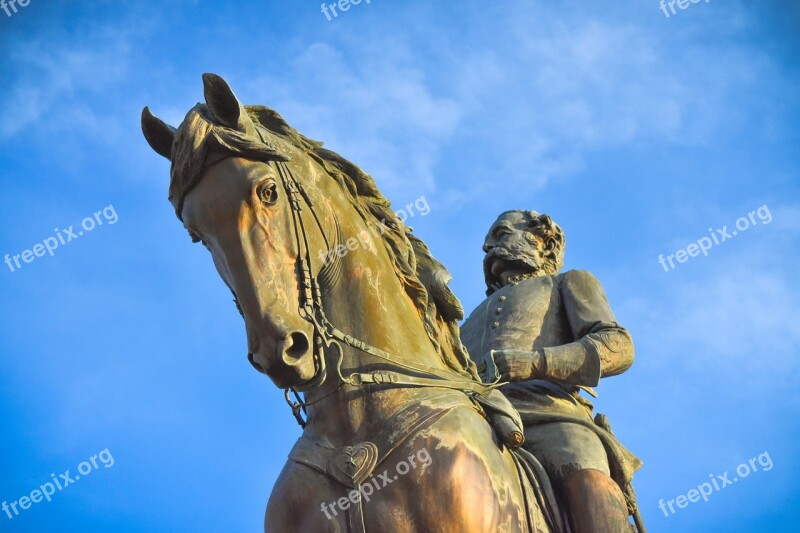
xmin=535 ymin=269 xmax=634 ymax=387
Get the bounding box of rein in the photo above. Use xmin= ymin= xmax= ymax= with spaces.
xmin=273 ymin=160 xmax=496 ymax=428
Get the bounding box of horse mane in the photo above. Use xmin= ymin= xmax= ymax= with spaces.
xmin=168 ymin=103 xmax=478 ymax=379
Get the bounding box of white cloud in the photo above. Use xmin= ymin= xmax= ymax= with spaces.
xmin=231 ymin=0 xmax=790 ymax=213
xmin=244 ymin=41 xmax=461 ymax=196
xmin=666 ymin=269 xmax=800 ymax=365
xmin=626 ymin=206 xmax=800 ymax=393
xmin=0 ymin=33 xmax=131 ymax=139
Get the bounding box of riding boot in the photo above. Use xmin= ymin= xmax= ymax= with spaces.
xmin=563 ymin=468 xmax=631 ymax=533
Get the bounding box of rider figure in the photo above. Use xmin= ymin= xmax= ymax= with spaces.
xmin=460 ymin=210 xmax=643 ymax=532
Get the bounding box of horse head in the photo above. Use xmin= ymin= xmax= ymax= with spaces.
xmin=142 ymin=74 xmax=331 ymax=389
xmin=142 ymin=74 xmax=475 ymax=398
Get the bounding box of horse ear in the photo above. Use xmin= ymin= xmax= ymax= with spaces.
xmin=141 ymin=107 xmax=175 ymax=160
xmin=202 ymin=73 xmax=255 ymax=134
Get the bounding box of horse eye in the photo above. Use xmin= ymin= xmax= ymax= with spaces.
xmin=257 ymin=180 xmax=279 ymax=206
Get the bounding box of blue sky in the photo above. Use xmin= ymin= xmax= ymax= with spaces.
xmin=1 ymin=0 xmax=798 ymax=531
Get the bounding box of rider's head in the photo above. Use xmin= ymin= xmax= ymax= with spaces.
xmin=481 ymin=210 xmax=565 ymax=294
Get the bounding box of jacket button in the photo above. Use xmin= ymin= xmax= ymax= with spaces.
xmin=491 ymin=322 xmax=500 ymax=328
xmin=495 ymin=308 xmax=503 ymax=314
xmin=499 ymin=296 xmax=507 ymax=301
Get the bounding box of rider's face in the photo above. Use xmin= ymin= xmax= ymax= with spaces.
xmin=482 ymin=212 xmax=549 ymax=288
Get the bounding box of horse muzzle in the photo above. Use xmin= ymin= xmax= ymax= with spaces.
xmin=249 ymin=330 xmax=318 ymax=389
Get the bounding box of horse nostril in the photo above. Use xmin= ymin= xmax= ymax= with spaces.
xmin=284 ymin=331 xmax=311 ymax=362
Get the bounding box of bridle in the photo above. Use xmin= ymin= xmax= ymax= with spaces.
xmin=271 ymin=159 xmax=497 ymax=428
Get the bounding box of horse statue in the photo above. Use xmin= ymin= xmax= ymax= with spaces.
xmin=141 ymin=74 xmax=566 ymax=532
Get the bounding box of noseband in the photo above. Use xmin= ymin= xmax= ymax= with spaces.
xmin=272 ymin=160 xmax=497 ymax=427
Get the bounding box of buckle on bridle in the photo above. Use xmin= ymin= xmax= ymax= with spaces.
xmin=284 ymin=388 xmax=307 ymax=428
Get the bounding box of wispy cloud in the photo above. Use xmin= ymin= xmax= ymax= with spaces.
xmin=627 ymin=203 xmax=800 ymax=394
xmin=244 ymin=41 xmax=461 ymax=196
xmin=0 ymin=32 xmax=132 ymax=139
xmin=230 ymin=1 xmax=792 ymax=214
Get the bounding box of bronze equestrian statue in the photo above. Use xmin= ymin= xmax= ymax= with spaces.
xmin=461 ymin=210 xmax=645 ymax=532
xmin=141 ymin=74 xmax=643 ymax=532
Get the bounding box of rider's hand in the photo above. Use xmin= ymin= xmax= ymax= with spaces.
xmin=474 ymin=359 xmax=488 ymax=381
xmin=492 ymin=349 xmax=542 ymax=382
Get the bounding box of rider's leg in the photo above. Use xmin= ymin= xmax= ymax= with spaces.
xmin=523 ymin=421 xmax=631 ymax=532
xmin=563 ymin=468 xmax=630 ymax=533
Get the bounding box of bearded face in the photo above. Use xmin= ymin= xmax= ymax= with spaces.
xmin=482 ymin=211 xmax=564 ymax=294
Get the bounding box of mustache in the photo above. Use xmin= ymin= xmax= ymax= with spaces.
xmin=483 ymin=245 xmax=542 ymax=295
xmin=484 ymin=247 xmax=538 ymax=270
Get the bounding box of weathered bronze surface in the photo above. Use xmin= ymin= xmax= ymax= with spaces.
xmin=141 ymin=75 xmax=643 ymax=532
xmin=461 ymin=210 xmax=645 ymax=532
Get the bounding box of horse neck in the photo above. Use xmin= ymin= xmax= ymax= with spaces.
xmin=319 ymin=200 xmax=445 ymax=366
xmin=303 ymin=213 xmax=454 ymax=440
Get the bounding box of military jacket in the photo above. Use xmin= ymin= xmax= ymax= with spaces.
xmin=461 ymin=270 xmax=633 ymax=389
